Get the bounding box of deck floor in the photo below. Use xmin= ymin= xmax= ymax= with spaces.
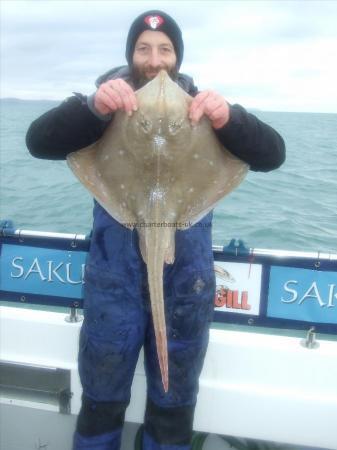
xmin=0 ymin=404 xmax=333 ymax=450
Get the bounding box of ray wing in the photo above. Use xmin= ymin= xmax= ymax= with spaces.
xmin=160 ymin=117 xmax=248 ymax=228
xmin=67 ymin=122 xmax=140 ymax=228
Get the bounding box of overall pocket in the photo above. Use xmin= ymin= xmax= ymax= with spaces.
xmin=83 ymin=263 xmax=130 ymax=340
xmin=171 ymin=267 xmax=215 ymax=340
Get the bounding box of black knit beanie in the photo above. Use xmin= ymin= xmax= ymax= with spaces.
xmin=125 ymin=10 xmax=184 ymax=70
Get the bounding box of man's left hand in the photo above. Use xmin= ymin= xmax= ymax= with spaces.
xmin=189 ymin=91 xmax=230 ymax=129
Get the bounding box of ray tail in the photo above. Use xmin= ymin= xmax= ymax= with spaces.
xmin=141 ymin=226 xmax=174 ymax=393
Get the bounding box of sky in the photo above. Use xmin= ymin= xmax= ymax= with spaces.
xmin=1 ymin=0 xmax=337 ymax=113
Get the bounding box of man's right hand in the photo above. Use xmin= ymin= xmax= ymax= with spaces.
xmin=94 ymin=79 xmax=138 ymax=116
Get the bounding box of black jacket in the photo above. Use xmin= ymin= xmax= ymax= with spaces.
xmin=26 ymin=66 xmax=285 ymax=172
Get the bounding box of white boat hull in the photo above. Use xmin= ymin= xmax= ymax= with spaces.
xmin=1 ymin=305 xmax=336 ymax=449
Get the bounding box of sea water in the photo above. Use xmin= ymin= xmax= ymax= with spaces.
xmin=1 ymin=98 xmax=336 ymax=254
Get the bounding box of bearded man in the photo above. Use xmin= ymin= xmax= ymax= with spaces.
xmin=26 ymin=10 xmax=285 ymax=450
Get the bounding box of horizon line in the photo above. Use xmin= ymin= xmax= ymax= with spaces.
xmin=1 ymin=97 xmax=336 ymax=115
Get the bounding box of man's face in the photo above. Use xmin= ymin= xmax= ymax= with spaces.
xmin=132 ymin=30 xmax=177 ymax=87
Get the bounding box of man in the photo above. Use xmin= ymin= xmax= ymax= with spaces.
xmin=26 ymin=10 xmax=285 ymax=450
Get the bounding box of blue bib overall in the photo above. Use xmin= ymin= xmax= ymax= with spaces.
xmin=73 ymin=201 xmax=215 ymax=450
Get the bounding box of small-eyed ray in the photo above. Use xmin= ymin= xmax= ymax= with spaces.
xmin=67 ymin=70 xmax=248 ymax=392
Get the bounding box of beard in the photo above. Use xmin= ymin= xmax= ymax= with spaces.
xmin=131 ymin=64 xmax=178 ymax=89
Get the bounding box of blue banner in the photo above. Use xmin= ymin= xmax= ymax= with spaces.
xmin=0 ymin=244 xmax=87 ymax=299
xmin=267 ymin=266 xmax=337 ymax=324
xmin=1 ymin=231 xmax=337 ymax=333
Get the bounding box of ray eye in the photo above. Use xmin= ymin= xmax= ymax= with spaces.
xmin=168 ymin=120 xmax=182 ymax=135
xmin=139 ymin=118 xmax=152 ymax=133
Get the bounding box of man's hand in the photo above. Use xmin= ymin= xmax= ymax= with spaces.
xmin=189 ymin=90 xmax=230 ymax=129
xmin=94 ymin=79 xmax=138 ymax=116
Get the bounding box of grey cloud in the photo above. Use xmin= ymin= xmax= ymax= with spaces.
xmin=1 ymin=0 xmax=337 ymax=111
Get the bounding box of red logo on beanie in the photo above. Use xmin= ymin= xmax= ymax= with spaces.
xmin=144 ymin=15 xmax=164 ymax=30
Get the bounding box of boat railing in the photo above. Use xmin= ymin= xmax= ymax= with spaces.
xmin=1 ymin=220 xmax=337 ymax=335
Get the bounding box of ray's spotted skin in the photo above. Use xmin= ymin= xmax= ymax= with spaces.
xmin=67 ymin=70 xmax=248 ymax=392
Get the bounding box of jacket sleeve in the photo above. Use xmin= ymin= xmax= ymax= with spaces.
xmin=214 ymin=104 xmax=286 ymax=172
xmin=26 ymin=94 xmax=109 ymax=160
